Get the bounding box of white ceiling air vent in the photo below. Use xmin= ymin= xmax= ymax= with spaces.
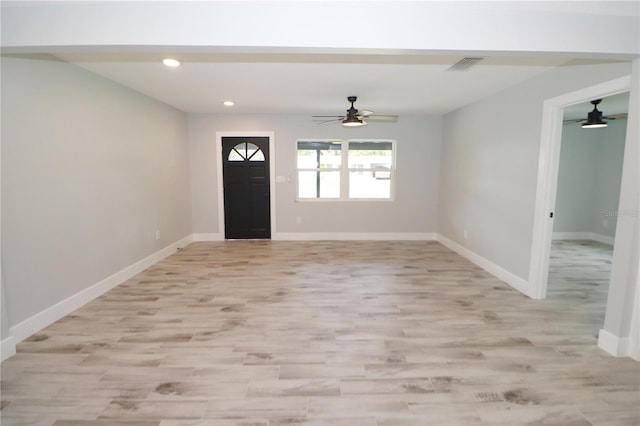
xmin=447 ymin=57 xmax=484 ymax=71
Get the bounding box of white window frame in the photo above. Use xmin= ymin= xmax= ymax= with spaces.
xmin=296 ymin=138 xmax=396 ymax=201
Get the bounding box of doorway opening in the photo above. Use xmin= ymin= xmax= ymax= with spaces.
xmin=529 ymin=77 xmax=631 ymax=299
xmin=548 ymin=92 xmax=629 ymax=336
xmin=529 ymin=76 xmax=632 ymax=354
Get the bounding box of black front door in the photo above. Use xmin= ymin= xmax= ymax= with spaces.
xmin=222 ymin=137 xmax=271 ymax=239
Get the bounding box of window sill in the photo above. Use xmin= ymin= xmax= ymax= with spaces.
xmin=295 ymin=198 xmax=394 ymax=203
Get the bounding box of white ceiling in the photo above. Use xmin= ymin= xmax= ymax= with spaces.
xmin=12 ymin=1 xmax=631 ymax=118
xmin=55 ymin=52 xmax=603 ymax=116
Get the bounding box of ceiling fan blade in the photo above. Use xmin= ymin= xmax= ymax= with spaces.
xmin=315 ymin=118 xmax=343 ymax=125
xmin=604 ymin=113 xmax=628 ymax=120
xmin=313 ymin=97 xmax=398 ymax=125
xmin=564 ymin=112 xmax=627 ymax=124
xmin=365 ymin=115 xmax=399 ymax=122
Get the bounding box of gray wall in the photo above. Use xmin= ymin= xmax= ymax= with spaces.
xmin=1 ymin=281 xmax=8 ymax=344
xmin=439 ymin=62 xmax=631 ymax=281
xmin=554 ymin=120 xmax=627 ymax=239
xmin=1 ymin=55 xmax=192 ymax=327
xmin=189 ymin=114 xmax=442 ymax=235
xmin=1 ymin=133 xmax=6 ymax=344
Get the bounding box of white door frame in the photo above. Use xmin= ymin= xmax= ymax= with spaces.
xmin=528 ymin=76 xmax=631 ymax=299
xmin=216 ymin=131 xmax=276 ymax=239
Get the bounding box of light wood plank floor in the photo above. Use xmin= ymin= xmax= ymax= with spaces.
xmin=1 ymin=240 xmax=638 ymax=426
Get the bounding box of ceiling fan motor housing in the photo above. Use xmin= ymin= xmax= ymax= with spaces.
xmin=347 ymin=96 xmax=359 ymax=116
xmin=587 ymin=106 xmax=604 ymax=123
xmin=583 ymin=99 xmax=607 ymax=128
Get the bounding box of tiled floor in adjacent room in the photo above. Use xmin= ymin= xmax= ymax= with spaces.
xmin=1 ymin=240 xmax=638 ymax=425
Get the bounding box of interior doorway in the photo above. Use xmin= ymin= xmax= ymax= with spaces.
xmin=546 ymin=93 xmax=628 ymax=337
xmin=529 ymin=76 xmax=631 ymax=301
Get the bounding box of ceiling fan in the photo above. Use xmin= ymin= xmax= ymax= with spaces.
xmin=312 ymin=96 xmax=399 ymax=127
xmin=563 ymin=99 xmax=627 ymax=128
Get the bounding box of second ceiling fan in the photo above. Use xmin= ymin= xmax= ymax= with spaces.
xmin=312 ymin=96 xmax=399 ymax=127
xmin=563 ymin=99 xmax=628 ymax=128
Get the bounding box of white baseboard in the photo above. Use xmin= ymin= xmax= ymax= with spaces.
xmin=194 ymin=232 xmax=437 ymax=241
xmin=626 ymin=287 xmax=640 ymax=361
xmin=436 ymin=234 xmax=533 ymax=298
xmin=1 ymin=336 xmax=16 ymax=362
xmin=598 ymin=328 xmax=632 ymax=358
xmin=273 ymin=232 xmax=437 ymax=241
xmin=587 ymin=233 xmax=616 ymax=245
xmin=553 ymin=232 xmax=615 ymax=246
xmin=192 ymin=233 xmax=224 ymax=241
xmin=7 ymin=235 xmax=194 ymax=348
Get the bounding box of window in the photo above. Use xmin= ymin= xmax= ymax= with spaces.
xmin=348 ymin=141 xmax=393 ymax=199
xmin=297 ymin=139 xmax=395 ymax=200
xmin=228 ymin=142 xmax=265 ymax=162
xmin=296 ymin=141 xmax=342 ymax=198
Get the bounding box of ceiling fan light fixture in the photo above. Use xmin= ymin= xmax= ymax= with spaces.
xmin=342 ymin=115 xmax=366 ymax=127
xmin=582 ymin=99 xmax=608 ymax=129
xmin=582 ymin=122 xmax=608 ymax=129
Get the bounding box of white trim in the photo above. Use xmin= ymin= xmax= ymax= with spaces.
xmin=529 ymin=76 xmax=631 ymax=300
xmin=216 ymin=132 xmax=276 ymax=239
xmin=1 ymin=336 xmax=16 ymax=362
xmin=629 ymin=282 xmax=640 ymax=361
xmin=273 ymin=232 xmax=436 ymax=241
xmin=552 ymin=232 xmax=615 ymax=246
xmin=598 ymin=328 xmax=631 ymax=358
xmin=8 ymin=235 xmax=193 ymax=345
xmin=437 ymin=234 xmax=534 ymax=298
xmin=192 ymin=233 xmax=224 ymax=242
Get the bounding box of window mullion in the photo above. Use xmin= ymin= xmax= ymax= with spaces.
xmin=316 ymin=149 xmax=321 ymax=198
xmin=341 ymin=140 xmax=349 ymax=199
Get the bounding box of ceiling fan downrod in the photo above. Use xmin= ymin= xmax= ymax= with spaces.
xmin=347 ymin=96 xmax=359 ymax=116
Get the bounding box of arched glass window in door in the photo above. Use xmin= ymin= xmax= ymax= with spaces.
xmin=228 ymin=142 xmax=265 ymax=162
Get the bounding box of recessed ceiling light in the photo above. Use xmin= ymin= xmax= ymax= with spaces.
xmin=162 ymin=58 xmax=181 ymax=68
xmin=223 ymin=101 xmax=235 ymax=107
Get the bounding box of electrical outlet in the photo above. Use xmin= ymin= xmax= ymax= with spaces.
xmin=296 ymin=216 xmax=302 ymax=225
xmin=155 ymin=230 xmax=160 ymax=240
xmin=463 ymin=229 xmax=468 ymax=239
